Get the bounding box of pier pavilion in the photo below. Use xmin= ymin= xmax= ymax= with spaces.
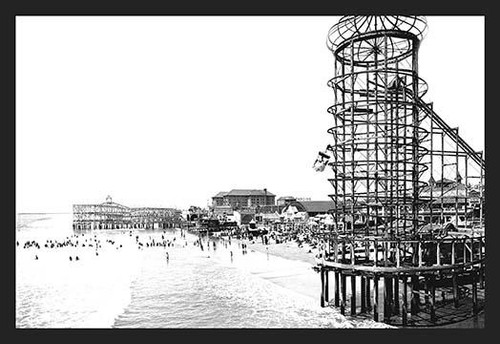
xmin=72 ymin=196 xmax=182 ymax=230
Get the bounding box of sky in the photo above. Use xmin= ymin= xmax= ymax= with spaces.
xmin=16 ymin=16 xmax=484 ymax=213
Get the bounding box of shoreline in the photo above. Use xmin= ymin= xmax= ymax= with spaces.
xmin=245 ymin=240 xmax=322 ymax=302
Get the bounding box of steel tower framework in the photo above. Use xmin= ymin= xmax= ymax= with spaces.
xmin=314 ymin=16 xmax=485 ymax=326
xmin=317 ymin=16 xmax=484 ymax=238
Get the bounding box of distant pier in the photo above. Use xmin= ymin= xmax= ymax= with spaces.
xmin=72 ymin=196 xmax=182 ymax=230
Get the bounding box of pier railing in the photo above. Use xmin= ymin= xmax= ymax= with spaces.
xmin=317 ymin=235 xmax=485 ymax=274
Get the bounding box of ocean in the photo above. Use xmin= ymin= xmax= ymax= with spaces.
xmin=16 ymin=213 xmax=387 ymax=328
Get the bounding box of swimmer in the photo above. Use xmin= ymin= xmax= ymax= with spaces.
xmin=75 ymin=256 xmax=79 ymax=261
xmin=35 ymin=255 xmax=38 ymax=260
xmin=69 ymin=256 xmax=72 ymax=261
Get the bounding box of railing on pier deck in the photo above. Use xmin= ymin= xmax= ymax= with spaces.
xmin=316 ymin=235 xmax=485 ymax=273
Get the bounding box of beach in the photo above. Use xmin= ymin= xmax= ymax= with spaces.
xmin=17 ymin=214 xmax=364 ymax=328
xmin=16 ymin=213 xmax=483 ymax=328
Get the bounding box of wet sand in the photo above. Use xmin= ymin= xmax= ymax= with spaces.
xmin=246 ymin=241 xmax=320 ymax=301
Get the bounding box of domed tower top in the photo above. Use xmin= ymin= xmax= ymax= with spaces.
xmin=327 ymin=15 xmax=428 ymax=66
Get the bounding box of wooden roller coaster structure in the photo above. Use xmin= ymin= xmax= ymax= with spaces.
xmin=313 ymin=16 xmax=485 ymax=327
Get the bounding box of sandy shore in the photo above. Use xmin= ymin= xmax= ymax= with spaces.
xmin=247 ymin=240 xmax=317 ymax=265
xmin=244 ymin=240 xmax=321 ymax=303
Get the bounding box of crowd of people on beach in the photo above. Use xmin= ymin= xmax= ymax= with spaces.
xmin=17 ymin=229 xmax=186 ymax=262
xmin=17 ymin=221 xmax=326 ymax=265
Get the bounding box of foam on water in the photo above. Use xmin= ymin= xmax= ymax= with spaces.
xmin=16 ymin=214 xmax=389 ymax=328
xmin=16 ymin=214 xmax=143 ymax=328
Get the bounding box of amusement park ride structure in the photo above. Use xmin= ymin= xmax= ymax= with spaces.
xmin=313 ymin=16 xmax=485 ymax=327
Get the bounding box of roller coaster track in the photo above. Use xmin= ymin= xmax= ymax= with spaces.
xmin=414 ymin=96 xmax=485 ymax=170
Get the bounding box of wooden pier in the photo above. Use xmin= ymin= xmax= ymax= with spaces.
xmin=315 ymin=234 xmax=485 ymax=326
xmin=311 ymin=15 xmax=486 ymax=327
xmin=72 ymin=196 xmax=182 ymax=230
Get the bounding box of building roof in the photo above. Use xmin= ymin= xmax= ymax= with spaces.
xmin=285 ymin=200 xmax=336 ymax=214
xmin=225 ymin=189 xmax=275 ymax=197
xmin=420 ymin=182 xmax=478 ymax=200
xmin=256 ymin=205 xmax=285 ymax=214
xmin=277 ymin=196 xmax=296 ymax=200
xmin=299 ymin=201 xmax=336 ymax=213
xmin=213 ymin=192 xmax=228 ymax=198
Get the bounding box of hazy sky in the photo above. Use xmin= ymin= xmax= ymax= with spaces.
xmin=16 ymin=16 xmax=484 ymax=213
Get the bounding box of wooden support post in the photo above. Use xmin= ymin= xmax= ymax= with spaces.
xmin=361 ymin=276 xmax=366 ymax=313
xmin=452 ymin=272 xmax=459 ymax=308
xmin=320 ymin=269 xmax=325 ymax=307
xmin=341 ymin=273 xmax=346 ymax=315
xmin=342 ymin=242 xmax=346 ymax=262
xmin=463 ymin=239 xmax=467 ymax=263
xmin=410 ymin=275 xmax=419 ymax=315
xmin=394 ymin=275 xmax=400 ymax=315
xmin=430 ymin=275 xmax=436 ymax=323
xmin=451 ymin=241 xmax=456 ymax=265
xmin=479 ymin=238 xmax=484 ymax=288
xmin=402 ymin=276 xmax=408 ymax=326
xmin=366 ymin=276 xmax=371 ymax=311
xmin=470 ymin=238 xmax=474 ymax=262
xmin=325 ymin=270 xmax=329 ymax=306
xmin=373 ymin=275 xmax=379 ymax=322
xmin=351 ymin=242 xmax=355 ymax=265
xmin=436 ymin=242 xmax=441 ymax=266
xmin=334 ymin=271 xmax=340 ymax=307
xmin=384 ymin=276 xmax=393 ymax=321
xmin=424 ymin=276 xmax=429 ymax=308
xmin=472 ymin=271 xmax=478 ymax=314
xmin=383 ymin=242 xmax=388 ymax=266
xmin=351 ymin=275 xmax=356 ymax=315
xmin=396 ymin=242 xmax=401 ymax=268
xmin=418 ymin=242 xmax=423 ymax=267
